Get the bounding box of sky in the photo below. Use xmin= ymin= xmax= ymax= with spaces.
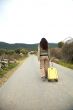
xmin=0 ymin=0 xmax=73 ymax=44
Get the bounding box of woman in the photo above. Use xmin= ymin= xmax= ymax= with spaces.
xmin=38 ymin=38 xmax=50 ymax=81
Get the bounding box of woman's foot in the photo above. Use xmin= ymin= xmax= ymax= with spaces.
xmin=41 ymin=76 xmax=46 ymax=81
xmin=45 ymin=71 xmax=48 ymax=78
xmin=45 ymin=73 xmax=48 ymax=78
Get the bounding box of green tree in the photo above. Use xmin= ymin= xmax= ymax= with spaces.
xmin=58 ymin=41 xmax=64 ymax=48
xmin=20 ymin=49 xmax=28 ymax=54
xmin=15 ymin=49 xmax=21 ymax=54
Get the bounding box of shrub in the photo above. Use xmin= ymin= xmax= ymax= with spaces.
xmin=50 ymin=48 xmax=62 ymax=59
xmin=58 ymin=41 xmax=64 ymax=48
xmin=62 ymin=42 xmax=73 ymax=63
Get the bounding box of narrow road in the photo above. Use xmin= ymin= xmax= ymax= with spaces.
xmin=0 ymin=55 xmax=73 ymax=110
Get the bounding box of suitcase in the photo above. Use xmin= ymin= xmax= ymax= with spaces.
xmin=48 ymin=67 xmax=58 ymax=82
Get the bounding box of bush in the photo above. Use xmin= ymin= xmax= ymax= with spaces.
xmin=58 ymin=41 xmax=64 ymax=48
xmin=50 ymin=48 xmax=62 ymax=59
xmin=0 ymin=49 xmax=6 ymax=55
xmin=62 ymin=42 xmax=73 ymax=63
xmin=5 ymin=50 xmax=15 ymax=55
xmin=0 ymin=63 xmax=18 ymax=78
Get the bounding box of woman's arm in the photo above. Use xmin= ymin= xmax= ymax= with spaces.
xmin=38 ymin=44 xmax=40 ymax=61
xmin=48 ymin=49 xmax=50 ymax=60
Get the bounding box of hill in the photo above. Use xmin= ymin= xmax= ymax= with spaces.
xmin=0 ymin=42 xmax=58 ymax=50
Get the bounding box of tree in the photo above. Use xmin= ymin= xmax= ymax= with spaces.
xmin=58 ymin=41 xmax=64 ymax=48
xmin=20 ymin=49 xmax=28 ymax=54
xmin=15 ymin=49 xmax=21 ymax=54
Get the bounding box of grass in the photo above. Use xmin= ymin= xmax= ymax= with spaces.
xmin=0 ymin=54 xmax=28 ymax=78
xmin=58 ymin=60 xmax=73 ymax=69
xmin=0 ymin=63 xmax=18 ymax=78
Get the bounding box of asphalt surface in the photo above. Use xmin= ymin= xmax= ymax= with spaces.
xmin=0 ymin=55 xmax=73 ymax=110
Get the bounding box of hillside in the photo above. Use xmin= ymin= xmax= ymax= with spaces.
xmin=0 ymin=42 xmax=58 ymax=50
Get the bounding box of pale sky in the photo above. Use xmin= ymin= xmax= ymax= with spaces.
xmin=0 ymin=0 xmax=73 ymax=44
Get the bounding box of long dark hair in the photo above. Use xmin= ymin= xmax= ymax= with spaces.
xmin=40 ymin=38 xmax=48 ymax=50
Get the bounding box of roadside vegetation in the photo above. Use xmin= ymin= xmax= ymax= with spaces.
xmin=0 ymin=48 xmax=28 ymax=78
xmin=50 ymin=41 xmax=73 ymax=69
xmin=58 ymin=60 xmax=73 ymax=69
xmin=0 ymin=63 xmax=18 ymax=78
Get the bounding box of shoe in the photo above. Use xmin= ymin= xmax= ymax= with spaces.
xmin=41 ymin=76 xmax=46 ymax=81
xmin=45 ymin=73 xmax=48 ymax=78
xmin=45 ymin=75 xmax=47 ymax=78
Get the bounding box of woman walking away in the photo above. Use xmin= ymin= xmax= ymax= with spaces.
xmin=38 ymin=38 xmax=50 ymax=81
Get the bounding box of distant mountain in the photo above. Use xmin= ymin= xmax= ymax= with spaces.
xmin=0 ymin=42 xmax=58 ymax=50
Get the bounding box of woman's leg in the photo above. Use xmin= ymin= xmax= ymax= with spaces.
xmin=40 ymin=56 xmax=45 ymax=78
xmin=44 ymin=56 xmax=49 ymax=77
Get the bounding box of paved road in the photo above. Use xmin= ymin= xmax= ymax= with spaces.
xmin=0 ymin=55 xmax=73 ymax=110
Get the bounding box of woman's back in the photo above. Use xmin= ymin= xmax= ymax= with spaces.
xmin=40 ymin=46 xmax=48 ymax=56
